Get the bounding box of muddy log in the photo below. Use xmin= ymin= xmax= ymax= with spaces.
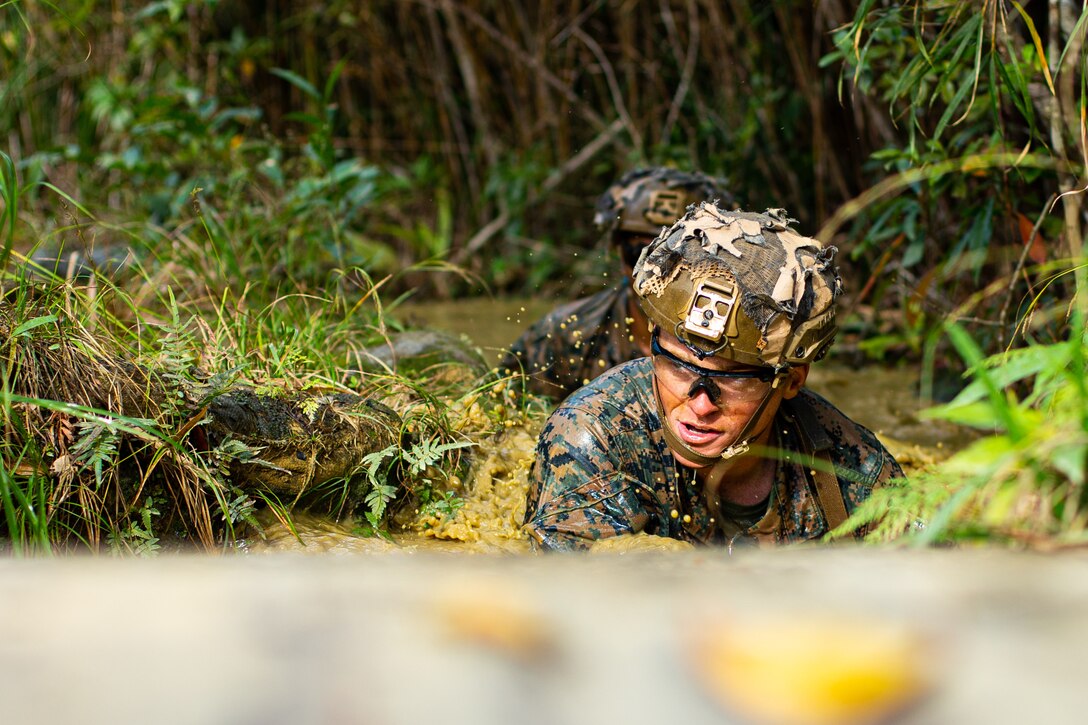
xmin=202 ymin=390 xmax=401 ymax=496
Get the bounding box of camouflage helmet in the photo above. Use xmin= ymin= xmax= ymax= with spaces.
xmin=633 ymin=203 xmax=841 ymax=369
xmin=594 ymin=167 xmax=736 ymax=238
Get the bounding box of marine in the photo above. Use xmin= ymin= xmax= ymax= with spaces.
xmin=524 ymin=203 xmax=904 ymax=551
xmin=500 ymin=167 xmax=735 ymax=400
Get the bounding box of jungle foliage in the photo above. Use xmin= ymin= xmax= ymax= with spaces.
xmin=1 ymin=0 xmax=978 ymax=300
xmin=0 ymin=259 xmax=536 ymax=553
xmin=824 ymin=0 xmax=1088 ymax=546
xmin=0 ymin=0 xmax=1086 ymax=551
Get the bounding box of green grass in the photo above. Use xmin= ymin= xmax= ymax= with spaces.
xmin=835 ymin=294 xmax=1088 ymax=547
xmin=0 ymin=216 xmax=525 ymax=554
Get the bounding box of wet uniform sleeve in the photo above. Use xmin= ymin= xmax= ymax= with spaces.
xmin=871 ymin=444 xmax=905 ymax=487
xmin=497 ymin=316 xmax=572 ymax=400
xmin=836 ymin=426 xmax=906 ymax=518
xmin=820 ymin=408 xmax=909 ymax=542
xmin=523 ymin=404 xmax=653 ymax=552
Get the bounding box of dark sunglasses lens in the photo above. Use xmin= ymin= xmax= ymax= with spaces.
xmin=651 ymin=328 xmax=774 ymax=404
xmin=686 ymin=377 xmax=722 ymax=405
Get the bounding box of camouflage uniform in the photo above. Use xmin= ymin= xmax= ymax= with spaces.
xmin=524 ymin=359 xmax=903 ymax=552
xmin=499 ymin=284 xmax=642 ymax=400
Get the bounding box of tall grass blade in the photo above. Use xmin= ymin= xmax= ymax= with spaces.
xmin=0 ymin=150 xmax=17 ymax=274
xmin=1011 ymin=1 xmax=1056 ymax=95
xmin=944 ymin=323 xmax=1025 ymax=439
xmin=1055 ymin=7 xmax=1088 ymax=75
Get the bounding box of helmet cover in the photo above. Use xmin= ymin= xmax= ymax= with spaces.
xmin=632 ymin=203 xmax=841 ymax=369
xmin=594 ymin=167 xmax=737 ymax=237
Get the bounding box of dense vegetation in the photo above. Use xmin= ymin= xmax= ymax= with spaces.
xmin=1 ymin=1 xmax=1085 ymax=552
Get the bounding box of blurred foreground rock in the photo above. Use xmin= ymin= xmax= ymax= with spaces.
xmin=1 ymin=548 xmax=1086 ymax=724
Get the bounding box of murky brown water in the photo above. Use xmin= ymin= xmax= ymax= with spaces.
xmin=396 ymin=295 xmax=555 ymax=360
xmin=249 ymin=296 xmax=966 ymax=555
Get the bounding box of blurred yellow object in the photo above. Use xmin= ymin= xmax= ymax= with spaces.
xmin=690 ymin=616 xmax=932 ymax=725
xmin=240 ymin=57 xmax=256 ymax=81
xmin=434 ymin=579 xmax=555 ymax=663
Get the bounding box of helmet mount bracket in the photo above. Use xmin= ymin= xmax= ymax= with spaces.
xmin=683 ymin=279 xmax=738 ymax=342
xmin=644 ymin=190 xmax=684 ymax=227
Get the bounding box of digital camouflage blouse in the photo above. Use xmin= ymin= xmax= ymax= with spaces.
xmin=500 ymin=284 xmax=643 ymax=401
xmin=524 ymin=358 xmax=903 ymax=552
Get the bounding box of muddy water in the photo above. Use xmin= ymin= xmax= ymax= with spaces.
xmin=251 ymin=296 xmax=965 ymax=555
xmin=395 ymin=295 xmax=556 ymax=366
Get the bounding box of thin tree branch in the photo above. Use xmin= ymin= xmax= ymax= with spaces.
xmin=452 ymin=117 xmax=627 ymax=263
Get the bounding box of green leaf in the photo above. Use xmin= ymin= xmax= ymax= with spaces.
xmin=942 ymin=435 xmax=1016 ymax=478
xmin=994 ymin=48 xmax=1036 ymax=136
xmin=38 ymin=182 xmax=95 ymax=218
xmin=364 ymin=482 xmax=398 ymax=520
xmin=1056 ymin=8 xmax=1088 ymax=76
xmin=929 ymin=14 xmax=982 ymax=100
xmin=1011 ymin=1 xmax=1056 ymax=95
xmin=269 ymin=68 xmax=321 ymax=101
xmin=946 ymin=343 xmax=1072 ymax=408
xmin=361 ymin=444 xmax=399 ymax=485
xmin=902 ymin=237 xmax=925 ymax=268
xmin=12 ymin=314 xmax=57 ymax=337
xmin=945 ymin=323 xmax=1025 ymax=439
xmin=1050 ymin=444 xmax=1087 ymax=488
xmin=323 ymin=58 xmax=348 ymax=103
xmin=283 ymin=111 xmax=322 ymax=126
xmin=921 ymin=399 xmax=1000 ymax=428
xmin=402 ymin=438 xmax=474 ymax=475
xmin=934 ymin=75 xmax=976 ymax=140
xmin=0 ymin=150 xmax=17 ymax=273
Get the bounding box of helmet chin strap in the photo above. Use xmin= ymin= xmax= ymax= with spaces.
xmin=653 ymin=372 xmax=788 ymax=469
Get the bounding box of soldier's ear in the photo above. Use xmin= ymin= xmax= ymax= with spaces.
xmin=781 ymin=364 xmax=809 ymax=400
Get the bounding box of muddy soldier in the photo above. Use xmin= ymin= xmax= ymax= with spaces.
xmin=500 ymin=167 xmax=735 ymax=400
xmin=524 ymin=203 xmax=903 ymax=551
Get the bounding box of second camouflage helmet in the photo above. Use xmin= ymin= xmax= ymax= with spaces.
xmin=594 ymin=167 xmax=736 ymax=237
xmin=633 ymin=203 xmax=841 ymax=369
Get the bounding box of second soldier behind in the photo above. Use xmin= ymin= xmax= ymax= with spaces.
xmin=500 ymin=167 xmax=735 ymax=400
